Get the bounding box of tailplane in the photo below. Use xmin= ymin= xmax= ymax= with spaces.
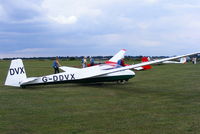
xmin=5 ymin=59 xmax=27 ymax=87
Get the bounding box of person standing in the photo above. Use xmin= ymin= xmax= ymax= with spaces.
xmin=90 ymin=56 xmax=95 ymax=66
xmin=117 ymin=58 xmax=125 ymax=66
xmin=192 ymin=57 xmax=197 ymax=64
xmin=52 ymin=57 xmax=61 ymax=74
xmin=82 ymin=56 xmax=87 ymax=68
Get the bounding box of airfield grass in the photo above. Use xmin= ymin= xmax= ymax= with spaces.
xmin=0 ymin=59 xmax=200 ymax=134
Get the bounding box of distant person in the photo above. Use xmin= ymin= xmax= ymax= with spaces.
xmin=147 ymin=57 xmax=151 ymax=61
xmin=192 ymin=57 xmax=197 ymax=64
xmin=90 ymin=56 xmax=95 ymax=66
xmin=82 ymin=56 xmax=87 ymax=68
xmin=52 ymin=57 xmax=61 ymax=74
xmin=117 ymin=58 xmax=125 ymax=66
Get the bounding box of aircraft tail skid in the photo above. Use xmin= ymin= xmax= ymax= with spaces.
xmin=5 ymin=59 xmax=27 ymax=87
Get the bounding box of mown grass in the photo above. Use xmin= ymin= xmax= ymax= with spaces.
xmin=0 ymin=59 xmax=200 ymax=134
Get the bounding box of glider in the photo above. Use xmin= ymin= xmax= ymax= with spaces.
xmin=163 ymin=57 xmax=187 ymax=64
xmin=4 ymin=51 xmax=199 ymax=88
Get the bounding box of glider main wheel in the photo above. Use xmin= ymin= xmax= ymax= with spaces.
xmin=20 ymin=85 xmax=26 ymax=88
xmin=117 ymin=80 xmax=126 ymax=84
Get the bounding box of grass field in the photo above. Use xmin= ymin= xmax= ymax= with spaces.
xmin=0 ymin=59 xmax=200 ymax=134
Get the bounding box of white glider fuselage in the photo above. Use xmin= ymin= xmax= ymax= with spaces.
xmin=22 ymin=65 xmax=135 ymax=86
xmin=5 ymin=60 xmax=135 ymax=87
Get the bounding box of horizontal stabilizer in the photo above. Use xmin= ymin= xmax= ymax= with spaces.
xmin=134 ymin=67 xmax=144 ymax=71
xmin=20 ymin=77 xmax=38 ymax=85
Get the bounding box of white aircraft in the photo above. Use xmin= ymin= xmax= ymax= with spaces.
xmin=4 ymin=51 xmax=199 ymax=88
xmin=162 ymin=57 xmax=187 ymax=64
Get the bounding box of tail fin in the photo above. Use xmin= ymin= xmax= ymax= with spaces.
xmin=134 ymin=57 xmax=152 ymax=71
xmin=141 ymin=57 xmax=152 ymax=70
xmin=108 ymin=49 xmax=126 ymax=63
xmin=5 ymin=59 xmax=27 ymax=87
xmin=180 ymin=57 xmax=187 ymax=64
xmin=141 ymin=57 xmax=150 ymax=62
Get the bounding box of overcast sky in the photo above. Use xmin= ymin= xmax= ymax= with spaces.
xmin=0 ymin=0 xmax=200 ymax=58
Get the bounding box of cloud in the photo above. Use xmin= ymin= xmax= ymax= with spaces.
xmin=137 ymin=22 xmax=150 ymax=30
xmin=144 ymin=0 xmax=159 ymax=4
xmin=48 ymin=15 xmax=77 ymax=24
xmin=166 ymin=3 xmax=200 ymax=9
xmin=0 ymin=0 xmax=47 ymax=25
xmin=0 ymin=4 xmax=9 ymax=22
xmin=14 ymin=48 xmax=47 ymax=53
xmin=41 ymin=0 xmax=103 ymax=25
xmin=1 ymin=0 xmax=200 ymax=58
xmin=139 ymin=40 xmax=161 ymax=46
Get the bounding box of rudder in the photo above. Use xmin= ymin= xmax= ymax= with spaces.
xmin=108 ymin=49 xmax=126 ymax=63
xmin=5 ymin=59 xmax=27 ymax=87
xmin=180 ymin=57 xmax=187 ymax=64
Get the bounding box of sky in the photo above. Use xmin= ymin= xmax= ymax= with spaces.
xmin=0 ymin=0 xmax=200 ymax=58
